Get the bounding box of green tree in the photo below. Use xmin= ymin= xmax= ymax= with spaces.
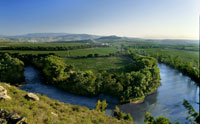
xmin=0 ymin=53 xmax=24 ymax=84
xmin=35 ymin=55 xmax=68 ymax=83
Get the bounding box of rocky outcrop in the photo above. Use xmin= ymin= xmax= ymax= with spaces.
xmin=0 ymin=86 xmax=11 ymax=100
xmin=0 ymin=110 xmax=27 ymax=124
xmin=25 ymin=93 xmax=39 ymax=101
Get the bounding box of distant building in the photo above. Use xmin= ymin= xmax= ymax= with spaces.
xmin=91 ymin=42 xmax=109 ymax=46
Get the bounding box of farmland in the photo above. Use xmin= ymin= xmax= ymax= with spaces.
xmin=65 ymin=56 xmax=133 ymax=72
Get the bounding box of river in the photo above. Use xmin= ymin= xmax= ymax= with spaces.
xmin=20 ymin=64 xmax=199 ymax=124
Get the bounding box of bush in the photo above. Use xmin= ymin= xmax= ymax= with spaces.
xmin=95 ymin=100 xmax=108 ymax=113
xmin=114 ymin=106 xmax=133 ymax=121
xmin=0 ymin=53 xmax=24 ymax=84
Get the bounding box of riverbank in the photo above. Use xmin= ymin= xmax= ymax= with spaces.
xmin=119 ymin=64 xmax=199 ymax=124
xmin=130 ymin=89 xmax=158 ymax=104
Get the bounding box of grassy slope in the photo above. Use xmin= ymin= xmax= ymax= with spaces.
xmin=0 ymin=83 xmax=134 ymax=124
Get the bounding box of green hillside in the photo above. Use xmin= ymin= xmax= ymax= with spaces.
xmin=0 ymin=82 xmax=134 ymax=124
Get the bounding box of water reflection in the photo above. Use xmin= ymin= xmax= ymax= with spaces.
xmin=119 ymin=64 xmax=199 ymax=124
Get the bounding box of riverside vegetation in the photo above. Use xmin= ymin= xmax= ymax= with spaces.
xmin=0 ymin=51 xmax=161 ymax=103
xmin=0 ymin=39 xmax=199 ymax=123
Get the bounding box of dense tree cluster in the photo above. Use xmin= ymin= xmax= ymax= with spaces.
xmin=32 ymin=55 xmax=73 ymax=83
xmin=32 ymin=52 xmax=160 ymax=103
xmin=0 ymin=53 xmax=24 ymax=84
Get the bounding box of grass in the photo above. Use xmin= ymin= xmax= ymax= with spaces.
xmin=65 ymin=56 xmax=133 ymax=72
xmin=0 ymin=82 xmax=134 ymax=124
xmin=0 ymin=47 xmax=119 ymax=57
xmin=0 ymin=42 xmax=87 ymax=47
xmin=66 ymin=47 xmax=118 ymax=57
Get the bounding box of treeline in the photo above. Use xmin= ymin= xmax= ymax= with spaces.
xmin=157 ymin=54 xmax=199 ymax=83
xmin=32 ymin=53 xmax=160 ymax=103
xmin=0 ymin=44 xmax=108 ymax=51
xmin=71 ymin=52 xmax=123 ymax=59
xmin=0 ymin=53 xmax=24 ymax=84
xmin=127 ymin=43 xmax=199 ymax=52
xmin=132 ymin=49 xmax=199 ymax=84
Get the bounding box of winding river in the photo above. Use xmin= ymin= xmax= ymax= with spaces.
xmin=20 ymin=64 xmax=199 ymax=124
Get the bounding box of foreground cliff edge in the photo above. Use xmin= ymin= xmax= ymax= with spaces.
xmin=0 ymin=83 xmax=134 ymax=124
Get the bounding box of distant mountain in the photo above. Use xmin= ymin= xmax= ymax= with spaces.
xmin=97 ymin=35 xmax=123 ymax=40
xmin=0 ymin=35 xmax=8 ymax=38
xmin=11 ymin=33 xmax=69 ymax=38
xmin=157 ymin=39 xmax=198 ymax=45
xmin=56 ymin=34 xmax=100 ymax=41
xmin=0 ymin=33 xmax=198 ymax=45
xmin=0 ymin=33 xmax=100 ymax=42
xmin=96 ymin=35 xmax=129 ymax=43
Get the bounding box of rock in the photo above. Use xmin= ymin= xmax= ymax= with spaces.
xmin=0 ymin=110 xmax=9 ymax=118
xmin=0 ymin=110 xmax=27 ymax=124
xmin=0 ymin=86 xmax=11 ymax=100
xmin=51 ymin=112 xmax=58 ymax=117
xmin=0 ymin=86 xmax=7 ymax=96
xmin=25 ymin=93 xmax=39 ymax=101
xmin=0 ymin=95 xmax=11 ymax=100
xmin=7 ymin=113 xmax=27 ymax=124
xmin=0 ymin=119 xmax=7 ymax=124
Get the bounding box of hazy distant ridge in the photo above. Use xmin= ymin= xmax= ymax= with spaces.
xmin=0 ymin=33 xmax=198 ymax=45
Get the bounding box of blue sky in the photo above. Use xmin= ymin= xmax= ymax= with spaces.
xmin=0 ymin=0 xmax=199 ymax=39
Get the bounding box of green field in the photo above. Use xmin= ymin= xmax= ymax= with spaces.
xmin=0 ymin=47 xmax=118 ymax=57
xmin=65 ymin=56 xmax=132 ymax=72
xmin=0 ymin=41 xmax=198 ymax=71
xmin=68 ymin=47 xmax=118 ymax=57
xmin=0 ymin=42 xmax=87 ymax=47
